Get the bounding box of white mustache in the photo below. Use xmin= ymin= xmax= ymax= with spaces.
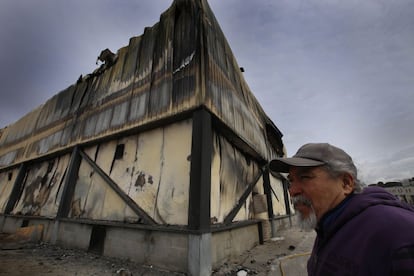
xmin=291 ymin=195 xmax=312 ymax=207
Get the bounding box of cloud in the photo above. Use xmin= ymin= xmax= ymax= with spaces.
xmin=357 ymin=145 xmax=414 ymax=183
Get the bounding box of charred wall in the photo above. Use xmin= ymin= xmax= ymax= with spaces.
xmin=0 ymin=1 xmax=288 ymax=273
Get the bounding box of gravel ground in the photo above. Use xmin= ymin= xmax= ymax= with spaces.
xmin=0 ymin=227 xmax=315 ymax=276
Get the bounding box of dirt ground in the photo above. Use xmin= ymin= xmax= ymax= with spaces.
xmin=0 ymin=227 xmax=315 ymax=276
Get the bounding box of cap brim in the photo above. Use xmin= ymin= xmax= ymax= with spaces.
xmin=269 ymin=157 xmax=325 ymax=173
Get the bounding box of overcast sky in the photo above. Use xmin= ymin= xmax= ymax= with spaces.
xmin=1 ymin=0 xmax=413 ymax=184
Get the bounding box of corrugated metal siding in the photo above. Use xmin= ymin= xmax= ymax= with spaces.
xmin=149 ymin=14 xmax=173 ymax=117
xmin=35 ymin=86 xmax=74 ymax=130
xmin=0 ymin=106 xmax=42 ymax=145
xmin=108 ymin=46 xmax=128 ymax=93
xmin=0 ymin=151 xmax=18 ymax=167
xmin=172 ymin=0 xmax=199 ymax=108
xmin=202 ymin=0 xmax=275 ymax=160
xmin=122 ymin=37 xmax=139 ymax=84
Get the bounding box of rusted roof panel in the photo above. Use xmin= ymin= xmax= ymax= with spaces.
xmin=1 ymin=106 xmax=42 ymax=145
xmin=110 ymin=46 xmax=129 ymax=91
xmin=202 ymin=1 xmax=277 ymax=159
xmin=122 ymin=37 xmax=139 ymax=83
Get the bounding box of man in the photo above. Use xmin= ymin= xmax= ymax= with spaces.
xmin=269 ymin=143 xmax=414 ymax=276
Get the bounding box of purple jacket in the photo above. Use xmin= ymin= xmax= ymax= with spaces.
xmin=308 ymin=186 xmax=414 ymax=276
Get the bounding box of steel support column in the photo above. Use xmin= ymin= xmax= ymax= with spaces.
xmin=263 ymin=167 xmax=274 ymax=220
xmin=188 ymin=108 xmax=212 ymax=232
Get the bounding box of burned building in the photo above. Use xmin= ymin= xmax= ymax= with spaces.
xmin=0 ymin=0 xmax=291 ymax=274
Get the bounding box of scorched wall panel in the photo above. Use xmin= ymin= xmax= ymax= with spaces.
xmin=11 ymin=155 xmax=70 ymax=217
xmin=269 ymin=175 xmax=288 ymax=217
xmin=211 ymin=133 xmax=260 ymax=223
xmin=0 ymin=168 xmax=18 ymax=213
xmin=69 ymin=120 xmax=191 ymax=225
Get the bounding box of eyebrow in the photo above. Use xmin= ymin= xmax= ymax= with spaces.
xmin=287 ymin=167 xmax=317 ymax=180
xmin=297 ymin=168 xmax=315 ymax=174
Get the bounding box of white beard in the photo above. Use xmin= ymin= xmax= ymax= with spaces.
xmin=297 ymin=206 xmax=317 ymax=231
xmin=291 ymin=195 xmax=317 ymax=231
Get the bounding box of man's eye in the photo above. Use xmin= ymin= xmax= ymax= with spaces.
xmin=300 ymin=175 xmax=312 ymax=179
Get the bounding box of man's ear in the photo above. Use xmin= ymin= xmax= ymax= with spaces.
xmin=342 ymin=173 xmax=355 ymax=195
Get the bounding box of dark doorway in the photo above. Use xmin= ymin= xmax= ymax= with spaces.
xmin=21 ymin=219 xmax=29 ymax=227
xmin=88 ymin=225 xmax=106 ymax=254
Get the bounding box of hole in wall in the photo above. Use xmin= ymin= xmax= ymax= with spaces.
xmin=21 ymin=219 xmax=29 ymax=227
xmin=8 ymin=172 xmax=13 ymax=181
xmin=88 ymin=225 xmax=106 ymax=254
xmin=110 ymin=143 xmax=125 ymax=174
xmin=114 ymin=144 xmax=125 ymax=160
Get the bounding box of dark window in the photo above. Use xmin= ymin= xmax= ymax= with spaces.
xmin=114 ymin=144 xmax=125 ymax=160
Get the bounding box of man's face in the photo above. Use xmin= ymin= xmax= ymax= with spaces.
xmin=287 ymin=166 xmax=352 ymax=225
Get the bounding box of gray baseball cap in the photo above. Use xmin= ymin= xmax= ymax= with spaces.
xmin=269 ymin=143 xmax=354 ymax=173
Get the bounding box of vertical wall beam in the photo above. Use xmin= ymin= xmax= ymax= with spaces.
xmin=57 ymin=146 xmax=81 ymax=218
xmin=282 ymin=178 xmax=292 ymax=225
xmin=4 ymin=163 xmax=27 ymax=214
xmin=188 ymin=108 xmax=212 ymax=232
xmin=263 ymin=168 xmax=274 ymax=220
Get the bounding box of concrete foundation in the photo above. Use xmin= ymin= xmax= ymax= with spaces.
xmin=0 ymin=215 xmax=264 ymax=274
xmin=212 ymin=223 xmax=260 ymax=267
xmin=271 ymin=215 xmax=294 ymax=235
xmin=2 ymin=216 xmax=24 ymax=233
xmin=56 ymin=221 xmax=93 ymax=250
xmin=104 ymin=227 xmax=188 ymax=272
